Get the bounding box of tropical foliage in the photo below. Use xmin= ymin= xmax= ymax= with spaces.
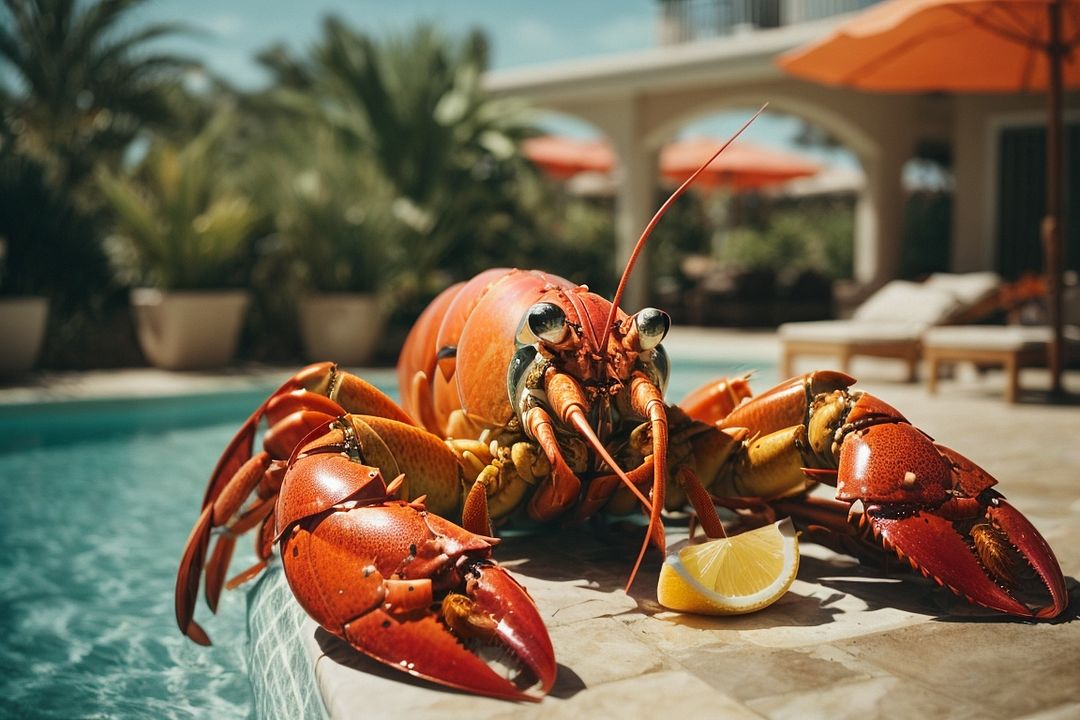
xmin=254 ymin=20 xmax=540 ymax=292
xmin=0 ymin=1 xmax=859 ymax=368
xmin=0 ymin=0 xmax=194 ymax=195
xmin=0 ymin=149 xmax=110 ymax=308
xmin=253 ymin=123 xmax=403 ymax=294
xmin=721 ymin=203 xmax=854 ymax=281
xmin=98 ymin=112 xmax=257 ymax=289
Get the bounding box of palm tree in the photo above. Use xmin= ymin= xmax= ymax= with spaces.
xmin=0 ymin=0 xmax=195 ymax=194
xmin=251 ymin=119 xmax=404 ymax=295
xmin=255 ymin=20 xmax=542 ymax=289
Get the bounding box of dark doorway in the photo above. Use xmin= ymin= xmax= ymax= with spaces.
xmin=996 ymin=122 xmax=1079 ymax=279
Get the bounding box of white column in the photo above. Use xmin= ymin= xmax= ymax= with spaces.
xmin=605 ymin=105 xmax=658 ymax=313
xmin=854 ymin=144 xmax=908 ymax=287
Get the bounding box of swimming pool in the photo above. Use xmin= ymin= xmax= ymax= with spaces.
xmin=0 ymin=358 xmax=775 ymax=718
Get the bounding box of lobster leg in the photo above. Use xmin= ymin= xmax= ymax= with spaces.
xmin=771 ymin=494 xmax=887 ymax=563
xmin=679 ymin=374 xmax=753 ymax=425
xmin=574 ymin=461 xmax=655 ymax=522
xmin=522 ymin=406 xmax=583 ymax=522
xmin=711 ymin=425 xmax=815 ymax=500
xmin=225 ymin=507 xmax=278 ymax=591
xmin=461 ymin=472 xmax=496 ymax=538
xmin=176 ymin=450 xmax=272 ymax=641
xmin=176 ymin=506 xmax=214 ymax=645
xmin=177 ymin=363 xmax=423 ymax=643
xmin=677 ymin=466 xmax=727 ymax=539
xmin=201 ymin=363 xmax=338 ymax=509
xmin=446 ymin=438 xmax=542 ymax=536
xmin=203 ymin=451 xmax=272 ymax=610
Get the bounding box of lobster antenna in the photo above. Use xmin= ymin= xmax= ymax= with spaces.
xmin=601 ymin=103 xmax=768 ymax=347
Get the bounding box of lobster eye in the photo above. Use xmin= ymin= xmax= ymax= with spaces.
xmin=633 ymin=308 xmax=670 ymax=350
xmin=525 ymin=302 xmax=569 ymax=345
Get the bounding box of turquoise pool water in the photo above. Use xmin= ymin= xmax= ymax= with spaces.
xmin=0 ymin=358 xmax=774 ymax=719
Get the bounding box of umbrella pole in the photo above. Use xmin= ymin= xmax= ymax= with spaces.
xmin=1043 ymin=0 xmax=1065 ymax=396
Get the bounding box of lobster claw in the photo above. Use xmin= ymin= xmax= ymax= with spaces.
xmin=341 ymin=557 xmax=556 ymax=701
xmin=866 ymin=498 xmax=1066 ymax=618
xmin=836 ymin=418 xmax=1068 ymax=619
xmin=277 ymin=453 xmax=555 ymax=701
xmin=986 ymin=497 xmax=1069 ymax=618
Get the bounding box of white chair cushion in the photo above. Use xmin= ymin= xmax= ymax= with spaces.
xmin=922 ymin=325 xmax=1051 ymax=352
xmin=779 ymin=320 xmax=927 ymax=344
xmin=852 ymin=280 xmax=960 ymax=324
xmin=923 ymin=272 xmax=1002 ymax=306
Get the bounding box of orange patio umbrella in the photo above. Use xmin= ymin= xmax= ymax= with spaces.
xmin=524 ymin=135 xmax=819 ymax=190
xmin=660 ymin=138 xmax=821 ymax=191
xmin=521 ymin=136 xmax=615 ymax=180
xmin=777 ymin=0 xmax=1080 ymax=396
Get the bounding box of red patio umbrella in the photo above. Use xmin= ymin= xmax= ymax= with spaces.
xmin=660 ymin=138 xmax=821 ymax=191
xmin=777 ymin=0 xmax=1080 ymax=396
xmin=523 ymin=135 xmax=820 ymax=190
xmin=521 ymin=136 xmax=615 ymax=180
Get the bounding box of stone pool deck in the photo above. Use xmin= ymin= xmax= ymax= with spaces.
xmin=301 ymin=362 xmax=1080 ymax=720
xmin=5 ymin=327 xmax=1080 ymax=719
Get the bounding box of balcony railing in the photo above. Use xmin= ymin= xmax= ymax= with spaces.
xmin=657 ymin=0 xmax=882 ymax=44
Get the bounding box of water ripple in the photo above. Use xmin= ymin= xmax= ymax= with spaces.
xmin=0 ymin=417 xmax=257 ymax=718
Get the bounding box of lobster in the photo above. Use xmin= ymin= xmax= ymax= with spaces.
xmin=175 ymin=117 xmax=1068 ymax=703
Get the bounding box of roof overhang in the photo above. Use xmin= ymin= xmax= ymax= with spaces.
xmin=483 ymin=16 xmax=848 ymax=104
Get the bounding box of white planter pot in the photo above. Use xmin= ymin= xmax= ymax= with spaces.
xmin=131 ymin=288 xmax=250 ymax=370
xmin=299 ymin=293 xmax=384 ymax=366
xmin=0 ymin=296 xmax=48 ymax=374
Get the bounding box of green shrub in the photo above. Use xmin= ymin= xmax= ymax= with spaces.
xmin=98 ymin=114 xmax=258 ymax=289
xmin=256 ymin=126 xmax=403 ymax=294
xmin=720 ymin=203 xmax=853 ymax=281
xmin=0 ymin=151 xmax=110 ymax=311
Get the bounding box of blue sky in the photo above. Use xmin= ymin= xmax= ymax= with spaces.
xmin=133 ymin=0 xmax=854 ymax=167
xmin=137 ymin=0 xmax=656 ymax=87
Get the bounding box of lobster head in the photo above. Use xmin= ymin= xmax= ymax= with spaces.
xmin=507 ymin=286 xmax=671 ymax=440
xmin=501 ymin=284 xmax=675 ymax=588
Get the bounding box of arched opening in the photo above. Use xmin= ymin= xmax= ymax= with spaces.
xmin=641 ymin=107 xmax=864 ymax=326
xmin=520 ymin=97 xmax=938 ymax=325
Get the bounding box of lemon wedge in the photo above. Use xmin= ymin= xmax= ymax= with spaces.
xmin=657 ymin=518 xmax=799 ymax=615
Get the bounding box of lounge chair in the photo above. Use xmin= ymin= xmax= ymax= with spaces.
xmin=922 ymin=281 xmax=1080 ymax=402
xmin=778 ymin=272 xmax=1002 ymax=380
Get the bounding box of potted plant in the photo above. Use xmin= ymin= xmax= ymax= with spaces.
xmin=268 ymin=128 xmax=404 ymax=365
xmin=0 ymin=154 xmax=48 ymax=374
xmin=98 ymin=114 xmax=257 ymax=370
xmin=0 ymin=258 xmax=48 ymax=375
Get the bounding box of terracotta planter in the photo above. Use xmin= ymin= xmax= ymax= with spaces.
xmin=0 ymin=296 xmax=48 ymax=374
xmin=299 ymin=293 xmax=384 ymax=366
xmin=131 ymin=289 xmax=250 ymax=370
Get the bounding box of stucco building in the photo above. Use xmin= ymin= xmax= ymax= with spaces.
xmin=486 ymin=0 xmax=1079 ymax=310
